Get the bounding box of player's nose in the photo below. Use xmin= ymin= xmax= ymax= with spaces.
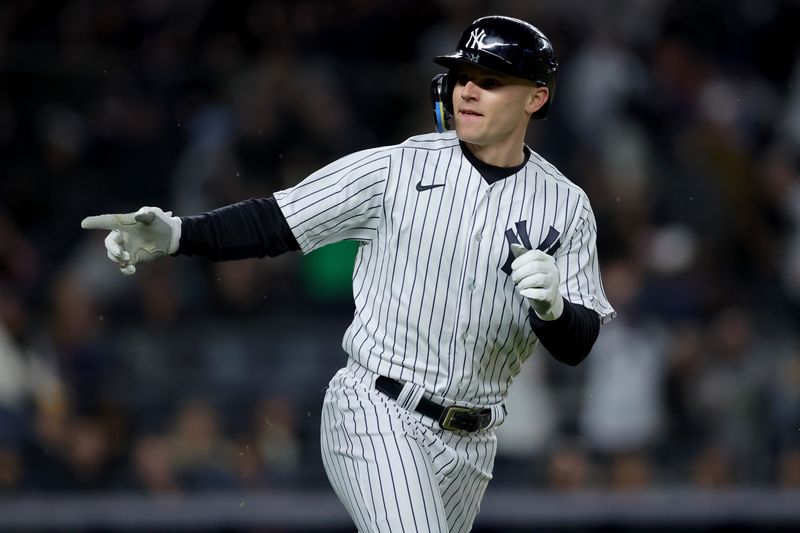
xmin=461 ymin=80 xmax=479 ymax=100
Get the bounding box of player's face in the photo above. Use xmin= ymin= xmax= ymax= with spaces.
xmin=451 ymin=65 xmax=548 ymax=148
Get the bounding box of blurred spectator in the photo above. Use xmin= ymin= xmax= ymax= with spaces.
xmin=546 ymin=442 xmax=592 ymax=491
xmin=253 ymin=396 xmax=301 ymax=485
xmin=0 ymin=282 xmax=62 ymax=494
xmin=661 ymin=321 xmax=706 ymax=476
xmin=0 ymin=284 xmax=61 ymax=445
xmin=130 ymin=433 xmax=181 ymax=494
xmin=767 ymin=343 xmax=800 ymax=483
xmin=60 ymin=414 xmax=119 ymax=491
xmin=136 ymin=260 xmax=182 ymax=327
xmin=687 ymin=307 xmax=775 ymax=484
xmin=0 ymin=446 xmax=22 ymax=493
xmin=559 ymin=34 xmax=647 ymax=149
xmin=779 ymin=448 xmax=800 ymax=488
xmin=0 ymin=214 xmax=40 ymax=288
xmin=494 ymin=350 xmax=557 ymax=485
xmin=169 ymin=398 xmax=236 ymax=490
xmin=690 ymin=444 xmax=734 ymax=489
xmin=21 ymin=389 xmax=73 ymax=491
xmin=579 ymin=258 xmax=667 ymax=489
xmin=231 ymin=434 xmax=263 ymax=490
xmin=48 ymin=272 xmax=124 ymax=414
xmin=782 ymin=159 xmax=800 ymax=310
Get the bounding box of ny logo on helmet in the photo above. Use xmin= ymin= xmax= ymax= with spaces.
xmin=466 ymin=28 xmax=487 ymax=50
xmin=501 ymin=221 xmax=561 ymax=275
xmin=465 ymin=52 xmax=480 ymax=62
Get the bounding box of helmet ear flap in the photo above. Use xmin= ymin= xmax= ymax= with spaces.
xmin=430 ymin=73 xmax=454 ymax=133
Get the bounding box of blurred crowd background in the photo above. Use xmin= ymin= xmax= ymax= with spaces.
xmin=2 ymin=0 xmax=800 ymax=512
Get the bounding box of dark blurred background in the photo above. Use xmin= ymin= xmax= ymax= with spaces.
xmin=1 ymin=0 xmax=800 ymax=531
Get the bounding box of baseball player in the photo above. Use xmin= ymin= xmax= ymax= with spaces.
xmin=82 ymin=16 xmax=614 ymax=532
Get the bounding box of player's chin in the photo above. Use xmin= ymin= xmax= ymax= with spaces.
xmin=454 ymin=122 xmax=484 ymax=144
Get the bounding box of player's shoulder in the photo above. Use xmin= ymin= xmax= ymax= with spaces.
xmin=396 ymin=131 xmax=460 ymax=151
xmin=525 ymin=148 xmax=589 ymax=198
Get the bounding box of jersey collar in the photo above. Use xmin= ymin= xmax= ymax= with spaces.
xmin=459 ymin=141 xmax=531 ymax=185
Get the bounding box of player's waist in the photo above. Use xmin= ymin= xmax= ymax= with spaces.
xmin=344 ymin=357 xmax=507 ymax=432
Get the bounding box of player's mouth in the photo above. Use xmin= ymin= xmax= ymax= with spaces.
xmin=458 ymin=108 xmax=483 ymax=118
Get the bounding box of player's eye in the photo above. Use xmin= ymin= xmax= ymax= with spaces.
xmin=454 ymin=72 xmax=470 ymax=86
xmin=454 ymin=73 xmax=503 ymax=89
xmin=478 ymin=78 xmax=502 ymax=89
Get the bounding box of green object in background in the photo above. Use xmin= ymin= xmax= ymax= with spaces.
xmin=300 ymin=240 xmax=359 ymax=301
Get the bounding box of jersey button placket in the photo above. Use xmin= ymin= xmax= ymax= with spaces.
xmin=453 ymin=181 xmax=487 ymax=395
xmin=469 ymin=190 xmax=487 ymax=293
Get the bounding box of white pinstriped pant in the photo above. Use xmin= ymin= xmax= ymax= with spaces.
xmin=320 ymin=360 xmax=497 ymax=533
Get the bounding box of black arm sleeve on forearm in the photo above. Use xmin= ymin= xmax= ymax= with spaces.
xmin=177 ymin=196 xmax=300 ymax=261
xmin=529 ymin=298 xmax=600 ymax=366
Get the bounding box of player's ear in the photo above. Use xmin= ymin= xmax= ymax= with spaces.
xmin=525 ymin=86 xmax=549 ymax=116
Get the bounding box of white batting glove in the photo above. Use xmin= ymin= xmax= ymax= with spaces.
xmin=510 ymin=243 xmax=564 ymax=321
xmin=81 ymin=206 xmax=181 ymax=276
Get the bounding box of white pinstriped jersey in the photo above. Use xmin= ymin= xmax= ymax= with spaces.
xmin=275 ymin=131 xmax=615 ymax=409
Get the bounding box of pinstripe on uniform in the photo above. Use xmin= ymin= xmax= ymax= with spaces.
xmin=275 ymin=130 xmax=615 ymax=531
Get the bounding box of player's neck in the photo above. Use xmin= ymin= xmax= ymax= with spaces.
xmin=462 ymin=140 xmax=526 ymax=168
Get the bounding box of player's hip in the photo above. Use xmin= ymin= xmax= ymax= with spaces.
xmin=321 ymin=363 xmax=497 ymax=482
xmin=324 ymin=359 xmax=499 ymax=446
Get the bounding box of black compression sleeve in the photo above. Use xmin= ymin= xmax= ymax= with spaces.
xmin=177 ymin=196 xmax=300 ymax=260
xmin=528 ymin=298 xmax=600 ymax=366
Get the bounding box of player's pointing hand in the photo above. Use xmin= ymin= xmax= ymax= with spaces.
xmin=510 ymin=243 xmax=564 ymax=321
xmin=81 ymin=206 xmax=181 ymax=276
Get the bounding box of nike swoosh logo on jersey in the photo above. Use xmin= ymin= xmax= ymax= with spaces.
xmin=416 ymin=181 xmax=445 ymax=192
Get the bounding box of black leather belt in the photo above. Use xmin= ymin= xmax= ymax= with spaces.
xmin=375 ymin=376 xmax=492 ymax=432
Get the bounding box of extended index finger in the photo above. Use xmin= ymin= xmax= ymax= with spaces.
xmin=81 ymin=213 xmax=137 ymax=230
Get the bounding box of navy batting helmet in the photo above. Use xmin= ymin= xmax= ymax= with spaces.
xmin=430 ymin=16 xmax=558 ymax=131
